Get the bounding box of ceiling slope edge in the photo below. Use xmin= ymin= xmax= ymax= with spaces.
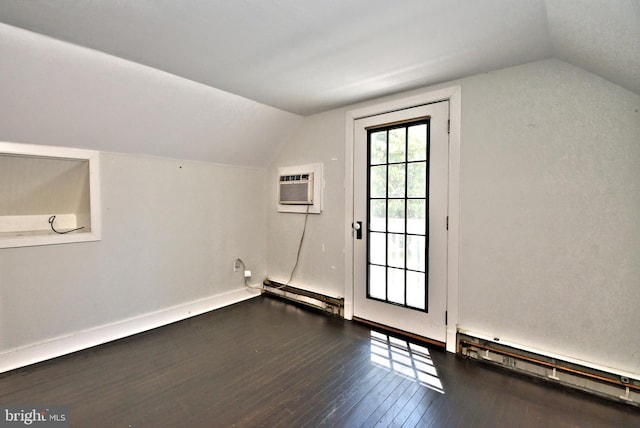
xmin=0 ymin=23 xmax=303 ymax=168
xmin=544 ymin=0 xmax=640 ymax=96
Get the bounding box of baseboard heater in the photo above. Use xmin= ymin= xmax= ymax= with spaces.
xmin=262 ymin=279 xmax=344 ymax=316
xmin=458 ymin=332 xmax=640 ymax=407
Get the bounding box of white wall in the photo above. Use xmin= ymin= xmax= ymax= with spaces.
xmin=266 ymin=110 xmax=346 ymax=295
xmin=0 ymin=23 xmax=273 ymax=370
xmin=458 ymin=59 xmax=640 ymax=374
xmin=0 ymin=152 xmax=265 ymax=357
xmin=267 ymin=59 xmax=640 ymax=375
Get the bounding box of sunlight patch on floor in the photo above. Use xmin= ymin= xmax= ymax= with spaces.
xmin=370 ymin=330 xmax=444 ymax=394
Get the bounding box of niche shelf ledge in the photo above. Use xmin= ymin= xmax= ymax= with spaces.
xmin=0 ymin=142 xmax=101 ymax=249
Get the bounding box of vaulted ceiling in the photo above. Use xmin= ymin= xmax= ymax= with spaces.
xmin=1 ymin=0 xmax=638 ymax=116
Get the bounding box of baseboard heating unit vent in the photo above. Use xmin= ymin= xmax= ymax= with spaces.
xmin=262 ymin=279 xmax=344 ymax=316
xmin=458 ymin=332 xmax=640 ymax=407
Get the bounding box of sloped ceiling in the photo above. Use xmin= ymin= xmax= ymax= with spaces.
xmin=1 ymin=0 xmax=637 ymax=116
xmin=0 ymin=23 xmax=302 ymax=167
xmin=0 ymin=1 xmax=637 ymax=165
xmin=546 ymin=0 xmax=640 ymax=95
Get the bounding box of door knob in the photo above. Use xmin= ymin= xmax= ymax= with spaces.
xmin=353 ymin=221 xmax=363 ymax=239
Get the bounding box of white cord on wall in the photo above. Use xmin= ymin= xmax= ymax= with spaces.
xmin=285 ymin=204 xmax=310 ymax=285
xmin=235 ymin=258 xmax=263 ymax=290
xmin=239 ymin=204 xmax=311 ymax=291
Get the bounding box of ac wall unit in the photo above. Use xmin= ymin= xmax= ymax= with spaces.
xmin=278 ymin=173 xmax=314 ymax=205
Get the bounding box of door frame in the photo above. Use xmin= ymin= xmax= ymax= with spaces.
xmin=344 ymin=86 xmax=461 ymax=353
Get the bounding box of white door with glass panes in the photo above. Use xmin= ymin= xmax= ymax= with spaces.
xmin=353 ymin=101 xmax=449 ymax=343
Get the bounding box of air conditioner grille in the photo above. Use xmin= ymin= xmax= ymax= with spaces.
xmin=279 ymin=173 xmax=313 ymax=205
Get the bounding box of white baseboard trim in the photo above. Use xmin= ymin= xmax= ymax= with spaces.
xmin=0 ymin=287 xmax=260 ymax=374
xmin=446 ymin=327 xmax=457 ymax=354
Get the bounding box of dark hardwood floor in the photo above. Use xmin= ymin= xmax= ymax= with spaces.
xmin=1 ymin=296 xmax=638 ymax=427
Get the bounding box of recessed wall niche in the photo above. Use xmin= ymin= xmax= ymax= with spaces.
xmin=0 ymin=142 xmax=101 ymax=249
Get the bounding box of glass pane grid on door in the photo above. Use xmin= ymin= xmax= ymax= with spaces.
xmin=367 ymin=120 xmax=429 ymax=312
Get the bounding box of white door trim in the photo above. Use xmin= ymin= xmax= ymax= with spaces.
xmin=344 ymin=86 xmax=461 ymax=353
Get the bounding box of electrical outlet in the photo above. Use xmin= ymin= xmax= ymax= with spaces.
xmin=233 ymin=260 xmax=241 ymax=272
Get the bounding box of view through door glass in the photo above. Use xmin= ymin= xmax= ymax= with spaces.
xmin=368 ymin=120 xmax=430 ymax=311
